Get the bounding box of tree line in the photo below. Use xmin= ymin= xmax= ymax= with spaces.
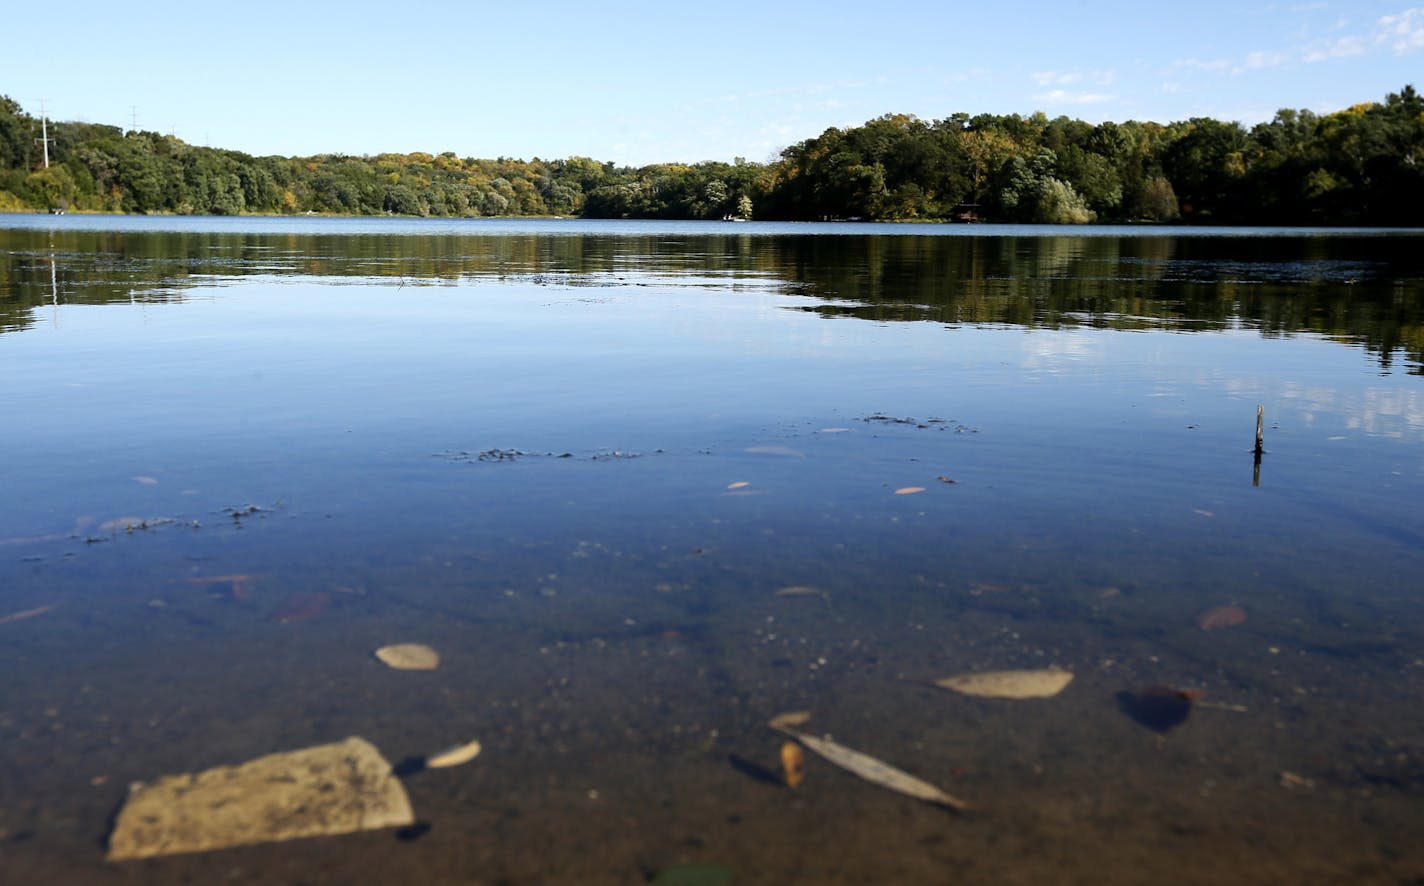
xmin=1 ymin=87 xmax=1420 ymax=224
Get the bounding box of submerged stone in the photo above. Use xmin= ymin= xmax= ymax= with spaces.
xmin=106 ymin=736 xmax=413 ymax=860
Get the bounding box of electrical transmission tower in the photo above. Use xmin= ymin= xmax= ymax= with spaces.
xmin=35 ymin=99 xmax=54 ymax=168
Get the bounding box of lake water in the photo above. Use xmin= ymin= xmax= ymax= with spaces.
xmin=2 ymin=215 xmax=1423 ymax=884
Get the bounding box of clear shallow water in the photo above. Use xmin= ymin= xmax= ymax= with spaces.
xmin=2 ymin=216 xmax=1423 ymax=884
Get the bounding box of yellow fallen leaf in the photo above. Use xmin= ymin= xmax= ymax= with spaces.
xmin=374 ymin=643 xmax=440 ymax=671
xmin=426 ymin=739 xmax=482 ymax=769
xmin=781 ymin=740 xmax=806 ymax=788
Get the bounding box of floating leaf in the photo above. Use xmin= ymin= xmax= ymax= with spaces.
xmin=726 ymin=481 xmax=751 ymax=489
xmin=781 ymin=740 xmax=806 ymax=788
xmin=933 ymin=668 xmax=1074 ymax=699
xmin=894 ymin=486 xmax=926 ymax=495
xmin=1196 ymin=604 xmax=1247 ymax=631
xmin=375 ymin=643 xmax=440 ymax=671
xmin=426 ymin=738 xmax=482 ymax=769
xmin=769 ymin=722 xmax=970 ymax=811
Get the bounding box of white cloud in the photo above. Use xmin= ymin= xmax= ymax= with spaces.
xmin=1375 ymin=8 xmax=1424 ymax=53
xmin=1175 ymin=57 xmax=1233 ymax=72
xmin=1301 ymin=34 xmax=1366 ymax=61
xmin=1034 ymin=89 xmax=1116 ymax=105
xmin=1234 ymin=50 xmax=1291 ymax=72
xmin=1031 ymin=69 xmax=1116 ymax=87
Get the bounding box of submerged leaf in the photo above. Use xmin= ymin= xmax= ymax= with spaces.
xmin=933 ymin=668 xmax=1074 ymax=699
xmin=0 ymin=603 xmax=61 ymax=625
xmin=375 ymin=643 xmax=440 ymax=671
xmin=269 ymin=592 xmax=334 ymax=624
xmin=769 ymin=715 xmax=970 ymax=811
xmin=425 ymin=739 xmax=481 ymax=768
xmin=774 ymin=586 xmax=824 ymax=597
xmin=1196 ymin=604 xmax=1247 ymax=631
xmin=744 ymin=445 xmax=804 ymax=458
xmin=768 ymin=710 xmax=814 ymax=731
xmin=781 ymin=740 xmax=806 ymax=788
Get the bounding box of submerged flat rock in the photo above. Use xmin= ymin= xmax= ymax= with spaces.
xmin=106 ymin=736 xmax=413 ymax=860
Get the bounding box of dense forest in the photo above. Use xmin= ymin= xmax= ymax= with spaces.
xmin=1 ymin=87 xmax=1421 ymax=224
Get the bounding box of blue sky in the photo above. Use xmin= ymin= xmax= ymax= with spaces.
xmin=4 ymin=1 xmax=1421 ymax=166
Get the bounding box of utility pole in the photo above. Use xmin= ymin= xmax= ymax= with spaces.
xmin=36 ymin=99 xmax=53 ymax=168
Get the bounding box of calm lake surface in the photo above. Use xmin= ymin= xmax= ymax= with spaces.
xmin=2 ymin=215 xmax=1423 ymax=884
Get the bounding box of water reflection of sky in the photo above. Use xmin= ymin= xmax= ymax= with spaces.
xmin=4 ymin=221 xmax=1424 ymax=885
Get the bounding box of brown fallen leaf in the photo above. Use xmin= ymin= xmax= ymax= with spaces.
xmin=1196 ymin=604 xmax=1247 ymax=631
xmin=0 ymin=603 xmax=62 ymax=625
xmin=269 ymin=592 xmax=334 ymax=624
xmin=781 ymin=741 xmax=806 ymax=788
xmin=187 ymin=574 xmax=258 ymax=600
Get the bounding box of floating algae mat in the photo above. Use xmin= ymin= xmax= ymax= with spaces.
xmin=107 ymin=736 xmax=413 ymax=860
